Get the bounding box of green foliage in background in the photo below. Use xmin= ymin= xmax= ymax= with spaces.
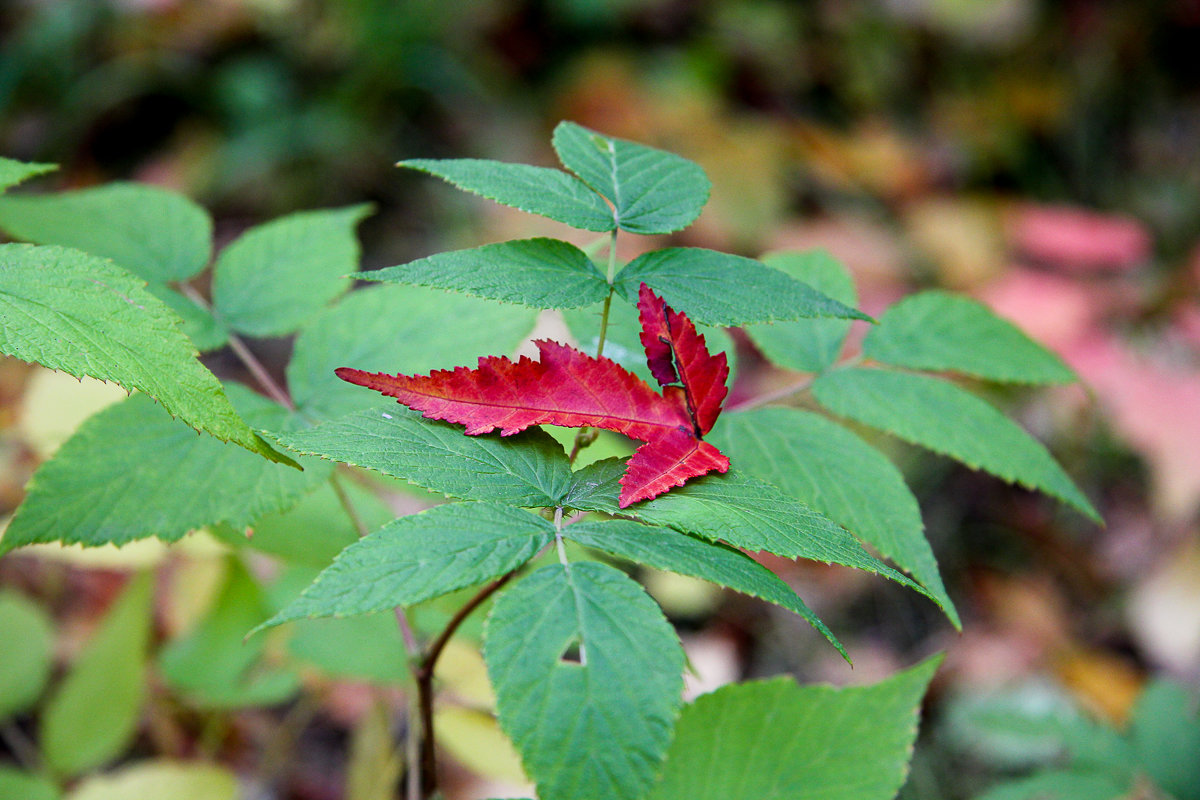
xmin=0 ymin=123 xmax=1099 ymax=799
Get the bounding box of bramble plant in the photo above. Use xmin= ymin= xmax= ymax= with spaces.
xmin=0 ymin=123 xmax=1098 ymax=800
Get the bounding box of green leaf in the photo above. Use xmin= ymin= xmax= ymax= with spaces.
xmin=0 ymin=590 xmax=55 ymax=718
xmin=41 ymin=573 xmax=154 ymax=777
xmin=160 ymin=558 xmax=298 ymax=709
xmin=1130 ymin=681 xmax=1200 ymax=800
xmin=647 ymin=656 xmax=941 ymax=800
xmin=746 ymin=250 xmax=857 ymax=373
xmin=710 ymin=408 xmax=959 ymax=628
xmin=400 ymin=158 xmax=614 ymax=232
xmin=145 ymin=283 xmax=229 ymax=352
xmin=271 ymin=407 xmax=572 ymax=507
xmin=287 ymin=613 xmax=410 ymax=684
xmin=974 ymin=772 xmax=1130 ymax=800
xmin=256 ymin=503 xmax=554 ymax=633
xmin=212 ymin=204 xmax=371 ymax=337
xmin=363 ymin=238 xmax=610 ymax=309
xmin=0 ymin=767 xmax=60 ymax=800
xmin=562 ymin=519 xmax=846 ymax=660
xmin=552 ymin=121 xmax=710 ymax=234
xmin=266 ymin=567 xmax=409 ymax=685
xmin=564 ymin=297 xmax=737 ymax=386
xmin=0 ymin=244 xmax=292 ymax=465
xmin=0 ymin=183 xmax=212 ymax=282
xmin=485 ymin=562 xmax=684 ymax=800
xmin=0 ymin=158 xmax=56 ymax=193
xmin=1 ymin=386 xmax=330 ymax=552
xmin=287 ymin=284 xmax=537 ymax=420
xmin=812 ymin=368 xmax=1101 ymax=522
xmin=218 ymin=479 xmax=391 ymax=567
xmin=66 ymin=761 xmax=238 ymax=800
xmin=864 ymin=290 xmax=1076 ymax=384
xmin=613 ymin=248 xmax=870 ymax=326
xmin=566 ymin=460 xmax=931 ymax=600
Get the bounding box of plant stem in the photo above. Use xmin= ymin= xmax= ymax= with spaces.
xmin=553 ymin=506 xmax=569 ymax=568
xmin=727 ymin=375 xmax=816 ymax=412
xmin=0 ymin=721 xmax=41 ymax=773
xmin=330 ymin=472 xmax=422 ymax=798
xmin=570 ymin=229 xmax=620 ymax=462
xmin=593 ymin=228 xmax=620 ymax=359
xmin=177 ymin=283 xmax=295 ymax=411
xmin=412 ymin=569 xmax=518 ymax=798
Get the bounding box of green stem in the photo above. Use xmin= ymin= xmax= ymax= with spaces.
xmin=593 ymin=228 xmax=620 ymax=360
xmin=570 ymin=229 xmax=619 ymax=463
xmin=177 ymin=283 xmax=296 ymax=412
xmin=553 ymin=506 xmax=569 ymax=568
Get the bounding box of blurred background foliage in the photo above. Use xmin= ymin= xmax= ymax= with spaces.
xmin=1 ymin=1 xmax=1199 ymax=799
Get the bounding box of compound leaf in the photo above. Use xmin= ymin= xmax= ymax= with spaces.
xmin=400 ymin=158 xmax=614 ymax=232
xmin=41 ymin=573 xmax=154 ymax=777
xmin=212 ymin=204 xmax=371 ymax=337
xmin=1 ymin=385 xmax=330 ymax=553
xmin=745 ymin=250 xmax=857 ymax=373
xmin=646 ymin=656 xmax=940 ymax=800
xmin=812 ymin=368 xmax=1100 ymax=522
xmin=563 ymin=519 xmax=846 ymax=660
xmin=710 ymin=408 xmax=959 ymax=628
xmin=613 ymin=248 xmax=869 ymax=326
xmin=336 ymin=286 xmax=730 ymax=506
xmin=257 ymin=503 xmax=554 ymax=632
xmin=485 ymin=562 xmax=684 ymax=800
xmin=0 ymin=244 xmax=291 ymax=464
xmin=864 ymin=290 xmax=1076 ymax=384
xmin=552 ymin=121 xmax=710 ymax=234
xmin=364 ymin=238 xmax=609 ymax=309
xmin=0 ymin=183 xmax=212 ymax=283
xmin=270 ymin=406 xmax=572 ymax=508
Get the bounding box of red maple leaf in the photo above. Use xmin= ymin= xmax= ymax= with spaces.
xmin=336 ymin=283 xmax=730 ymax=507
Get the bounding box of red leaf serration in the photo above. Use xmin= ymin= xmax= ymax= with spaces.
xmin=336 ymin=283 xmax=729 ymax=506
xmin=636 ymin=283 xmax=729 ymax=435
